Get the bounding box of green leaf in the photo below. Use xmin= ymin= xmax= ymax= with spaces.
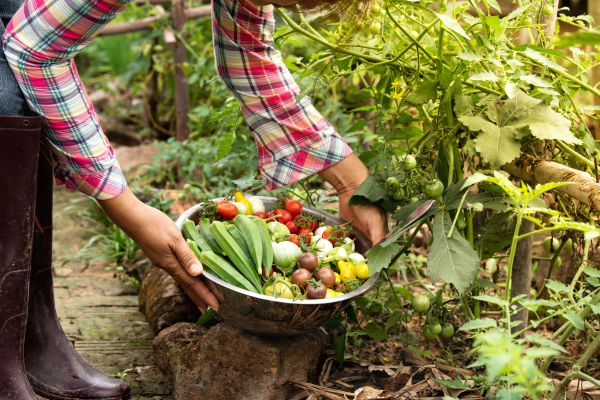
xmin=345 ymin=305 xmax=359 ymax=324
xmin=347 ymin=174 xmax=388 ymax=206
xmin=434 ymin=12 xmax=470 ymax=39
xmin=458 ymin=51 xmax=483 ymax=62
xmin=427 ymin=209 xmax=480 ymax=294
xmin=334 ymin=335 xmax=347 ymax=366
xmin=345 ymin=118 xmax=368 ymax=133
xmin=460 ymin=115 xmax=521 ymax=167
xmin=365 ymin=322 xmax=389 ymax=340
xmin=366 ymin=244 xmax=400 ymax=276
xmin=513 ymin=44 xmax=572 ymax=63
xmin=404 ymin=81 xmax=438 ymax=106
xmin=520 ymin=74 xmax=553 ymax=88
xmin=556 ymin=31 xmax=600 ymax=48
xmin=454 ymin=94 xmax=474 ymax=117
xmin=385 ymin=311 xmax=405 ymax=331
xmin=482 ymin=0 xmax=501 ymax=13
xmin=545 ymin=279 xmax=573 ymax=293
xmin=564 ymin=311 xmax=584 ymax=330
xmin=395 ymin=112 xmax=417 ymax=124
xmin=477 ymin=212 xmax=516 ymax=259
xmin=519 ymin=299 xmax=558 ymax=311
xmin=458 ymin=318 xmax=497 ymax=331
xmin=522 ymin=48 xmax=567 ymax=72
xmin=216 ymin=131 xmax=235 ymax=160
xmin=583 ymin=266 xmax=600 ymax=277
xmin=394 ymin=284 xmax=414 ymax=299
xmin=469 ymin=71 xmax=499 ymax=82
xmin=460 ymin=91 xmax=582 ymax=167
xmin=473 ymin=295 xmax=506 ymax=307
xmin=433 ymin=377 xmax=470 ymax=390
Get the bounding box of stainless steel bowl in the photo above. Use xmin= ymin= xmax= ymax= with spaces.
xmin=176 ymin=196 xmax=377 ymax=337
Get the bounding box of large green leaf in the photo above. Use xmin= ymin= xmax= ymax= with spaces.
xmin=476 ymin=212 xmax=516 ymax=259
xmin=404 ymin=81 xmax=438 ymax=106
xmin=555 ymin=31 xmax=600 ymax=48
xmin=366 ymin=244 xmax=400 ymax=276
xmin=347 ymin=174 xmax=388 ymax=206
xmin=427 ymin=209 xmax=480 ymax=294
xmin=459 ymin=91 xmax=582 ymax=167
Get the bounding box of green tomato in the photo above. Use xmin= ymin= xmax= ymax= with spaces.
xmin=456 ymin=213 xmax=467 ymax=230
xmin=392 ymin=190 xmax=404 ymax=201
xmin=402 ymin=314 xmax=413 ymax=323
xmin=583 ymin=206 xmax=591 ymax=215
xmin=523 ymin=16 xmax=534 ymax=25
xmin=410 ymin=196 xmax=420 ymax=203
xmin=543 ymin=4 xmax=554 ymax=15
xmin=447 ymin=44 xmax=455 ymax=51
xmin=183 ymin=183 xmax=192 ymax=192
xmin=422 ymin=325 xmax=437 ymax=341
xmin=562 ymin=238 xmax=573 ymax=253
xmin=369 ymin=22 xmax=381 ymax=35
xmin=555 ymin=156 xmax=566 ymax=164
xmin=548 ymin=216 xmax=559 ymax=225
xmin=551 ymin=257 xmax=562 ymax=269
xmin=543 ymin=237 xmax=560 ymax=254
xmin=412 ymin=294 xmax=431 ymax=313
xmin=371 ymin=3 xmax=381 ymax=14
xmin=424 ymin=291 xmax=436 ymax=304
xmin=429 ymin=322 xmax=442 ymax=336
xmin=386 ymin=176 xmax=400 ymax=190
xmin=178 ymin=192 xmax=187 ymax=201
xmin=401 ymin=154 xmax=417 ymax=171
xmin=440 ymin=322 xmax=454 ymax=339
xmin=425 ymin=179 xmax=444 ymax=198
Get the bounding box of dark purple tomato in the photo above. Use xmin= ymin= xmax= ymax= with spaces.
xmin=297 ymin=252 xmax=319 ymax=272
xmin=306 ymin=284 xmax=327 ymax=299
xmin=291 ymin=268 xmax=312 ymax=289
xmin=315 ymin=268 xmax=336 ymax=288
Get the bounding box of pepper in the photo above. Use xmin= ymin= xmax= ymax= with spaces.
xmin=234 ymin=191 xmax=253 ymax=215
xmin=338 ymin=260 xmax=356 ymax=283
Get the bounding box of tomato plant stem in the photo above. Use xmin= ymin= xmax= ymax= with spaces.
xmin=504 ymin=214 xmax=523 ymax=303
xmin=535 ymin=237 xmax=568 ymax=300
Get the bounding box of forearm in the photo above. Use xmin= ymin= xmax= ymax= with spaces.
xmin=2 ymin=0 xmax=131 ymax=199
xmin=317 ymin=154 xmax=370 ymax=196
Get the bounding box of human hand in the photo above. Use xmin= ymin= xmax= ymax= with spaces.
xmin=98 ymin=189 xmax=223 ymax=312
xmin=318 ymin=154 xmax=388 ymax=245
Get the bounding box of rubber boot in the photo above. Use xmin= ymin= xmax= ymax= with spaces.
xmin=24 ymin=142 xmax=132 ymax=400
xmin=0 ymin=115 xmax=42 ymax=400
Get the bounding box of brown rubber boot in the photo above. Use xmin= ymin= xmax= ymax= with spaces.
xmin=0 ymin=115 xmax=41 ymax=400
xmin=24 ymin=142 xmax=132 ymax=400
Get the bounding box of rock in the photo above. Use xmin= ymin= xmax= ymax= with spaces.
xmin=139 ymin=267 xmax=201 ymax=335
xmin=153 ymin=322 xmax=328 ymax=400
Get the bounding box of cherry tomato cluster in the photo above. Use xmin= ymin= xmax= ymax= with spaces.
xmin=322 ymin=223 xmax=352 ymax=245
xmin=409 ymin=292 xmax=455 ymax=341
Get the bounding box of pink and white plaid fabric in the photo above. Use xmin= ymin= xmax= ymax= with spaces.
xmin=2 ymin=0 xmax=351 ymax=198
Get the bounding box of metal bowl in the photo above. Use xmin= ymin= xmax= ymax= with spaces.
xmin=176 ymin=196 xmax=377 ymax=337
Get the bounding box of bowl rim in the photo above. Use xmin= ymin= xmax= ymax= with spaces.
xmin=176 ymin=196 xmax=379 ymax=305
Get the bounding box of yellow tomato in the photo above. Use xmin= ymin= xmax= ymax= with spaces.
xmin=338 ymin=260 xmax=356 ymax=283
xmin=264 ymin=282 xmax=294 ymax=299
xmin=334 ymin=272 xmax=341 ymax=285
xmin=325 ymin=289 xmax=339 ymax=298
xmin=356 ymin=263 xmax=369 ymax=280
xmin=234 ymin=191 xmax=253 ymax=215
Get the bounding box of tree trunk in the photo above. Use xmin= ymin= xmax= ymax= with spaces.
xmin=510 ymin=219 xmax=534 ymax=337
xmin=172 ymin=0 xmax=190 ymax=142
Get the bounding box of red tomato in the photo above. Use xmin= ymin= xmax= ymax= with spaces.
xmin=289 ymin=235 xmax=300 ymax=247
xmin=298 ymin=228 xmax=312 ymax=236
xmin=254 ymin=212 xmax=267 ymax=219
xmin=306 ymin=284 xmax=327 ymax=299
xmin=309 ymin=221 xmax=319 ymax=231
xmin=217 ymin=204 xmax=238 ymax=219
xmin=262 ymin=266 xmax=273 ymax=278
xmin=266 ymin=211 xmax=276 ymax=219
xmin=322 ymin=226 xmax=345 ymax=244
xmin=285 ymin=200 xmax=303 ymax=216
xmin=278 ymin=211 xmax=293 ymax=224
xmin=285 ymin=221 xmax=299 ymax=234
xmin=217 ymin=199 xmax=229 ymax=205
xmin=276 ymin=207 xmax=286 ymax=215
xmin=283 ymin=199 xmax=291 ymax=206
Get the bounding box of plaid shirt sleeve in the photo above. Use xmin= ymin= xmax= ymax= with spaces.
xmin=212 ymin=0 xmax=352 ymax=190
xmin=2 ymin=0 xmax=130 ymax=200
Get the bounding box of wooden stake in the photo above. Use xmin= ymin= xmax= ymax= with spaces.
xmin=172 ymin=0 xmax=190 ymax=141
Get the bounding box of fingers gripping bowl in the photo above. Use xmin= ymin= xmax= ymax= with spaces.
xmin=176 ymin=196 xmax=377 ymax=337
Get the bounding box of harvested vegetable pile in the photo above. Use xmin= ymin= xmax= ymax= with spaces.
xmin=182 ymin=191 xmax=371 ymax=300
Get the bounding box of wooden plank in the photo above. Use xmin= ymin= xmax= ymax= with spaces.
xmin=96 ymin=5 xmax=210 ymax=37
xmin=172 ymin=0 xmax=190 ymax=141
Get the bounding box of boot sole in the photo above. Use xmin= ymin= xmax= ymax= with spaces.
xmin=32 ymin=387 xmax=131 ymax=400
